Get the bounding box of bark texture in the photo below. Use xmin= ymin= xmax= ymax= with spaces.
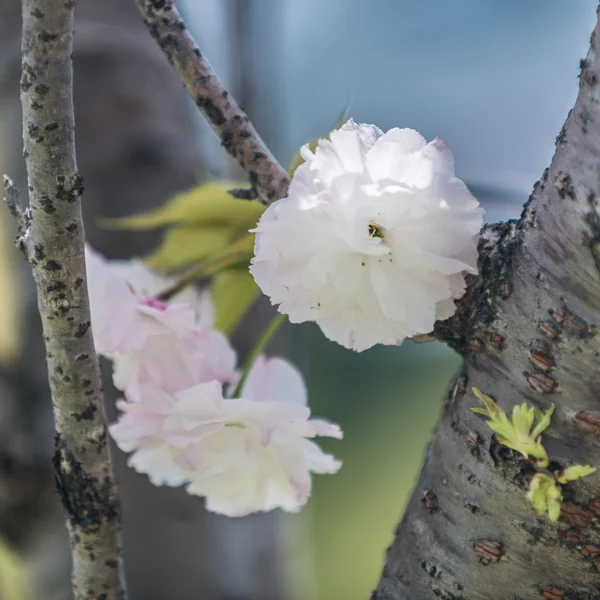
xmin=374 ymin=10 xmax=600 ymax=600
xmin=134 ymin=0 xmax=290 ymax=205
xmin=18 ymin=0 xmax=126 ymax=598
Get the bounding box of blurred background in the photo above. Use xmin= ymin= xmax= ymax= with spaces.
xmin=0 ymin=1 xmax=597 ymax=599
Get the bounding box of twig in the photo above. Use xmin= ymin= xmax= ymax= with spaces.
xmin=2 ymin=175 xmax=26 ymax=231
xmin=158 ymin=252 xmax=249 ymax=301
xmin=18 ymin=1 xmax=127 ymax=598
xmin=134 ymin=0 xmax=290 ymax=205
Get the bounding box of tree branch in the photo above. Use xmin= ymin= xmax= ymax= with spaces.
xmin=133 ymin=0 xmax=290 ymax=205
xmin=373 ymin=10 xmax=600 ymax=599
xmin=16 ymin=1 xmax=127 ymax=597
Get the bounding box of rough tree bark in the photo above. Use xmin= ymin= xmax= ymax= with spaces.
xmin=373 ymin=9 xmax=600 ymax=600
xmin=15 ymin=0 xmax=126 ymax=597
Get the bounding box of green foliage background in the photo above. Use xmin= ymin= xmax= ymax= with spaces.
xmin=282 ymin=328 xmax=461 ymax=599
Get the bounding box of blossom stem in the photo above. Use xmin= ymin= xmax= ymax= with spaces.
xmin=157 ymin=252 xmax=249 ymax=301
xmin=230 ymin=313 xmax=287 ymax=398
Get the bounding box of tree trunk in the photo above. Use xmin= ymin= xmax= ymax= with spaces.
xmin=374 ymin=10 xmax=600 ymax=600
xmin=0 ymin=1 xmax=286 ymax=598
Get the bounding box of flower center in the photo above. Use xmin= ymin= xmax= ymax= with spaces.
xmin=143 ymin=297 xmax=169 ymax=312
xmin=368 ymin=223 xmax=385 ymax=239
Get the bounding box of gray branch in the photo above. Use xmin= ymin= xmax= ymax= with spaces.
xmin=16 ymin=1 xmax=127 ymax=597
xmin=134 ymin=0 xmax=290 ymax=205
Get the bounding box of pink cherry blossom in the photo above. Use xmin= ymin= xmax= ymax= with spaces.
xmin=85 ymin=245 xmax=199 ymax=356
xmin=109 ymin=357 xmax=342 ymax=517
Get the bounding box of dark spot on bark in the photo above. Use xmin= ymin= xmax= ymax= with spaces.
xmin=39 ymin=196 xmax=55 ymax=213
xmin=74 ymin=277 xmax=83 ymax=288
xmin=31 ymin=7 xmax=44 ymax=18
xmin=76 ymin=354 xmax=89 ymax=362
xmin=153 ymin=0 xmax=166 ymax=8
xmin=196 ymin=96 xmax=226 ymax=126
xmin=44 ymin=122 xmax=59 ymax=132
xmin=75 ymin=404 xmax=97 ymax=422
xmin=47 ymin=281 xmax=66 ymax=293
xmin=74 ymin=321 xmax=90 ymax=338
xmin=65 ymin=223 xmax=77 ymax=232
xmin=56 ymin=173 xmax=84 ymax=202
xmin=43 ymin=260 xmax=62 ymax=271
xmin=488 ymin=332 xmax=504 ymax=350
xmin=193 ymin=48 xmax=201 ymax=57
xmin=34 ymin=243 xmax=45 ymax=260
xmin=105 ymin=559 xmax=118 ymax=569
xmin=20 ymin=64 xmax=36 ymax=91
xmin=30 ymin=100 xmax=44 ymax=111
xmin=55 ymin=366 xmax=63 ymax=375
xmin=53 ymin=439 xmax=120 ymax=535
xmin=421 ymin=490 xmax=438 ymax=512
xmin=34 ymin=83 xmax=49 ymax=95
xmin=38 ymin=30 xmax=58 ymax=42
xmin=421 ymin=561 xmax=443 ymax=579
xmin=82 ymin=379 xmax=92 ymax=388
xmin=221 ymin=131 xmax=234 ymax=153
xmin=27 ymin=123 xmax=44 ymax=143
xmin=553 ymin=171 xmax=574 ymax=199
xmin=62 ymin=375 xmax=71 ymax=383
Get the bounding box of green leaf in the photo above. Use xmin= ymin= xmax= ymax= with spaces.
xmin=530 ymin=403 xmax=555 ymax=439
xmin=100 ymin=181 xmax=265 ymax=231
xmin=287 ymin=100 xmax=352 ymax=175
xmin=471 ymin=388 xmax=553 ymax=467
xmin=555 ymin=464 xmax=597 ymax=484
xmin=526 ymin=473 xmax=563 ymax=521
xmin=212 ymin=267 xmax=260 ymax=334
xmin=146 ymin=225 xmax=233 ymax=271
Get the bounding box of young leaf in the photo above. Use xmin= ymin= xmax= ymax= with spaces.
xmin=146 ymin=225 xmax=233 ymax=270
xmin=212 ymin=267 xmax=260 ymax=334
xmin=526 ymin=473 xmax=563 ymax=521
xmin=555 ymin=464 xmax=597 ymax=484
xmin=471 ymin=388 xmax=553 ymax=467
xmin=100 ymin=181 xmax=264 ymax=230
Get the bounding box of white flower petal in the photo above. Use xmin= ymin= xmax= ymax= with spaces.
xmin=250 ymin=120 xmax=484 ymax=351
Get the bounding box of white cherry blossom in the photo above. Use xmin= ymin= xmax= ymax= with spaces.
xmin=250 ymin=119 xmax=484 ymax=351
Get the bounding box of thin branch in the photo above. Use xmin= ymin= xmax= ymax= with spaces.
xmin=18 ymin=1 xmax=126 ymax=598
xmin=134 ymin=0 xmax=290 ymax=205
xmin=2 ymin=174 xmax=26 ymax=231
xmin=157 ymin=252 xmax=249 ymax=301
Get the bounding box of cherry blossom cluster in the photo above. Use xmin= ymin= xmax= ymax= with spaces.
xmin=85 ymin=246 xmax=342 ymax=517
xmin=251 ymin=119 xmax=484 ymax=351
